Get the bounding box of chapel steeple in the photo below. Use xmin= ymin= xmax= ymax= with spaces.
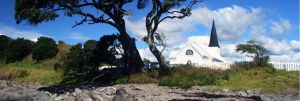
xmin=208 ymin=20 xmax=220 ymax=48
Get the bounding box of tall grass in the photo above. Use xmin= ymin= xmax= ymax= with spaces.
xmin=116 ymin=65 xmax=299 ymax=92
xmin=0 ymin=43 xmax=70 ymax=85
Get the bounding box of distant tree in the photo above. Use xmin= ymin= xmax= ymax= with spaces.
xmin=60 ymin=35 xmax=119 ymax=82
xmin=0 ymin=35 xmax=11 ymax=59
xmin=236 ymin=40 xmax=269 ymax=67
xmin=93 ymin=35 xmax=119 ymax=66
xmin=5 ymin=38 xmax=34 ymax=63
xmin=32 ymin=37 xmax=58 ymax=62
xmin=61 ymin=43 xmax=85 ymax=77
xmin=0 ymin=35 xmax=11 ymax=52
xmin=58 ymin=40 xmax=66 ymax=45
xmin=82 ymin=40 xmax=98 ymax=72
xmin=15 ymin=0 xmax=144 ymax=73
xmin=83 ymin=40 xmax=97 ymax=51
xmin=138 ymin=0 xmax=201 ymax=74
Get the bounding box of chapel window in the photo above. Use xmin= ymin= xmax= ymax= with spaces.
xmin=186 ymin=49 xmax=193 ymax=55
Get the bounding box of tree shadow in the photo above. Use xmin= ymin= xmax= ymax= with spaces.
xmin=168 ymin=92 xmax=262 ymax=101
xmin=37 ymin=67 xmax=130 ymax=94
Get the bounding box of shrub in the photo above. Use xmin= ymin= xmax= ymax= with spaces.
xmin=53 ymin=63 xmax=61 ymax=71
xmin=5 ymin=38 xmax=34 ymax=63
xmin=158 ymin=66 xmax=225 ymax=89
xmin=159 ymin=75 xmax=192 ymax=89
xmin=0 ymin=69 xmax=29 ymax=80
xmin=32 ymin=37 xmax=58 ymax=62
xmin=16 ymin=70 xmax=30 ymax=78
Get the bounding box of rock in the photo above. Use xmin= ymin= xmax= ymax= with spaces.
xmin=246 ymin=89 xmax=253 ymax=95
xmin=75 ymin=92 xmax=93 ymax=101
xmin=238 ymin=91 xmax=247 ymax=96
xmin=75 ymin=88 xmax=82 ymax=93
xmin=71 ymin=92 xmax=76 ymax=96
xmin=222 ymin=88 xmax=230 ymax=92
xmin=13 ymin=95 xmax=34 ymax=101
xmin=112 ymin=88 xmax=138 ymax=101
xmin=54 ymin=95 xmax=63 ymax=100
xmin=104 ymin=87 xmax=116 ymax=96
xmin=89 ymin=91 xmax=110 ymax=101
xmin=65 ymin=92 xmax=70 ymax=96
xmin=51 ymin=93 xmax=58 ymax=98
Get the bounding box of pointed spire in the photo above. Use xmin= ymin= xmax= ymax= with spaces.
xmin=208 ymin=19 xmax=220 ymax=47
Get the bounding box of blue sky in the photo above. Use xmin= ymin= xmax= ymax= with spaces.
xmin=0 ymin=0 xmax=299 ymax=62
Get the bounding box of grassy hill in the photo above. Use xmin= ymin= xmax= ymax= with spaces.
xmin=0 ymin=43 xmax=71 ymax=85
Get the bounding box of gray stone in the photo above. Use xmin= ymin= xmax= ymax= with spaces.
xmin=246 ymin=89 xmax=253 ymax=95
xmin=222 ymin=88 xmax=230 ymax=92
xmin=75 ymin=88 xmax=82 ymax=93
xmin=112 ymin=89 xmax=138 ymax=101
xmin=71 ymin=92 xmax=76 ymax=96
xmin=89 ymin=91 xmax=110 ymax=101
xmin=51 ymin=93 xmax=58 ymax=98
xmin=238 ymin=91 xmax=247 ymax=96
xmin=104 ymin=87 xmax=116 ymax=96
xmin=75 ymin=92 xmax=93 ymax=101
xmin=54 ymin=95 xmax=64 ymax=100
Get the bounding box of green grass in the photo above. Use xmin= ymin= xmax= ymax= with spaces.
xmin=0 ymin=43 xmax=70 ymax=85
xmin=216 ymin=67 xmax=299 ymax=93
xmin=0 ymin=66 xmax=62 ymax=85
xmin=116 ymin=66 xmax=299 ymax=93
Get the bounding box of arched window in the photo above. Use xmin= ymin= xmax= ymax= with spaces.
xmin=187 ymin=60 xmax=192 ymax=65
xmin=186 ymin=49 xmax=193 ymax=55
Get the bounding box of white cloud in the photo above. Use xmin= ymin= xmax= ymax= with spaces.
xmin=0 ymin=24 xmax=49 ymax=42
xmin=253 ymin=34 xmax=292 ymax=55
xmin=138 ymin=48 xmax=157 ymax=62
xmin=290 ymin=40 xmax=300 ymax=51
xmin=270 ymin=18 xmax=292 ymax=36
xmin=187 ymin=5 xmax=263 ymax=41
xmin=251 ymin=34 xmax=300 ymax=62
xmin=127 ymin=5 xmax=263 ymax=45
xmin=68 ymin=32 xmax=91 ymax=41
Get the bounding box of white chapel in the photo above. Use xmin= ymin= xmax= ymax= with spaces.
xmin=168 ymin=20 xmax=225 ymax=65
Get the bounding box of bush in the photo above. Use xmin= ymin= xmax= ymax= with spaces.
xmin=5 ymin=38 xmax=34 ymax=63
xmin=53 ymin=63 xmax=61 ymax=71
xmin=0 ymin=35 xmax=11 ymax=52
xmin=32 ymin=37 xmax=58 ymax=62
xmin=159 ymin=75 xmax=193 ymax=89
xmin=0 ymin=69 xmax=29 ymax=80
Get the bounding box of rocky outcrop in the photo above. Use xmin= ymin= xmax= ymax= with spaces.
xmin=0 ymin=81 xmax=298 ymax=101
xmin=112 ymin=88 xmax=137 ymax=101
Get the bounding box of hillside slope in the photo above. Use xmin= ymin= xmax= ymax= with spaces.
xmin=0 ymin=43 xmax=71 ymax=85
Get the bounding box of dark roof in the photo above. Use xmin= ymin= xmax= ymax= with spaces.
xmin=208 ymin=20 xmax=220 ymax=47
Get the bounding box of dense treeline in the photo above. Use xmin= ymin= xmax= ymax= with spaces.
xmin=0 ymin=34 xmax=125 ymax=83
xmin=32 ymin=37 xmax=58 ymax=62
xmin=57 ymin=34 xmax=124 ymax=83
xmin=0 ymin=35 xmax=58 ymax=64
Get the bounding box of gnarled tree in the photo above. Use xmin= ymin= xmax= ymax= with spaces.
xmin=15 ymin=0 xmax=143 ymax=73
xmin=138 ymin=0 xmax=201 ymax=74
xmin=236 ymin=40 xmax=269 ymax=67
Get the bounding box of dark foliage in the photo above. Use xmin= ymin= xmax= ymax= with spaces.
xmin=15 ymin=0 xmax=144 ymax=73
xmin=58 ymin=40 xmax=66 ymax=45
xmin=5 ymin=38 xmax=33 ymax=63
xmin=0 ymin=35 xmax=11 ymax=52
xmin=0 ymin=35 xmax=11 ymax=60
xmin=32 ymin=37 xmax=58 ymax=62
xmin=59 ymin=35 xmax=123 ymax=83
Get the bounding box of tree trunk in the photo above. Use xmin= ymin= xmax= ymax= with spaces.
xmin=148 ymin=42 xmax=168 ymax=75
xmin=117 ymin=23 xmax=144 ymax=73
